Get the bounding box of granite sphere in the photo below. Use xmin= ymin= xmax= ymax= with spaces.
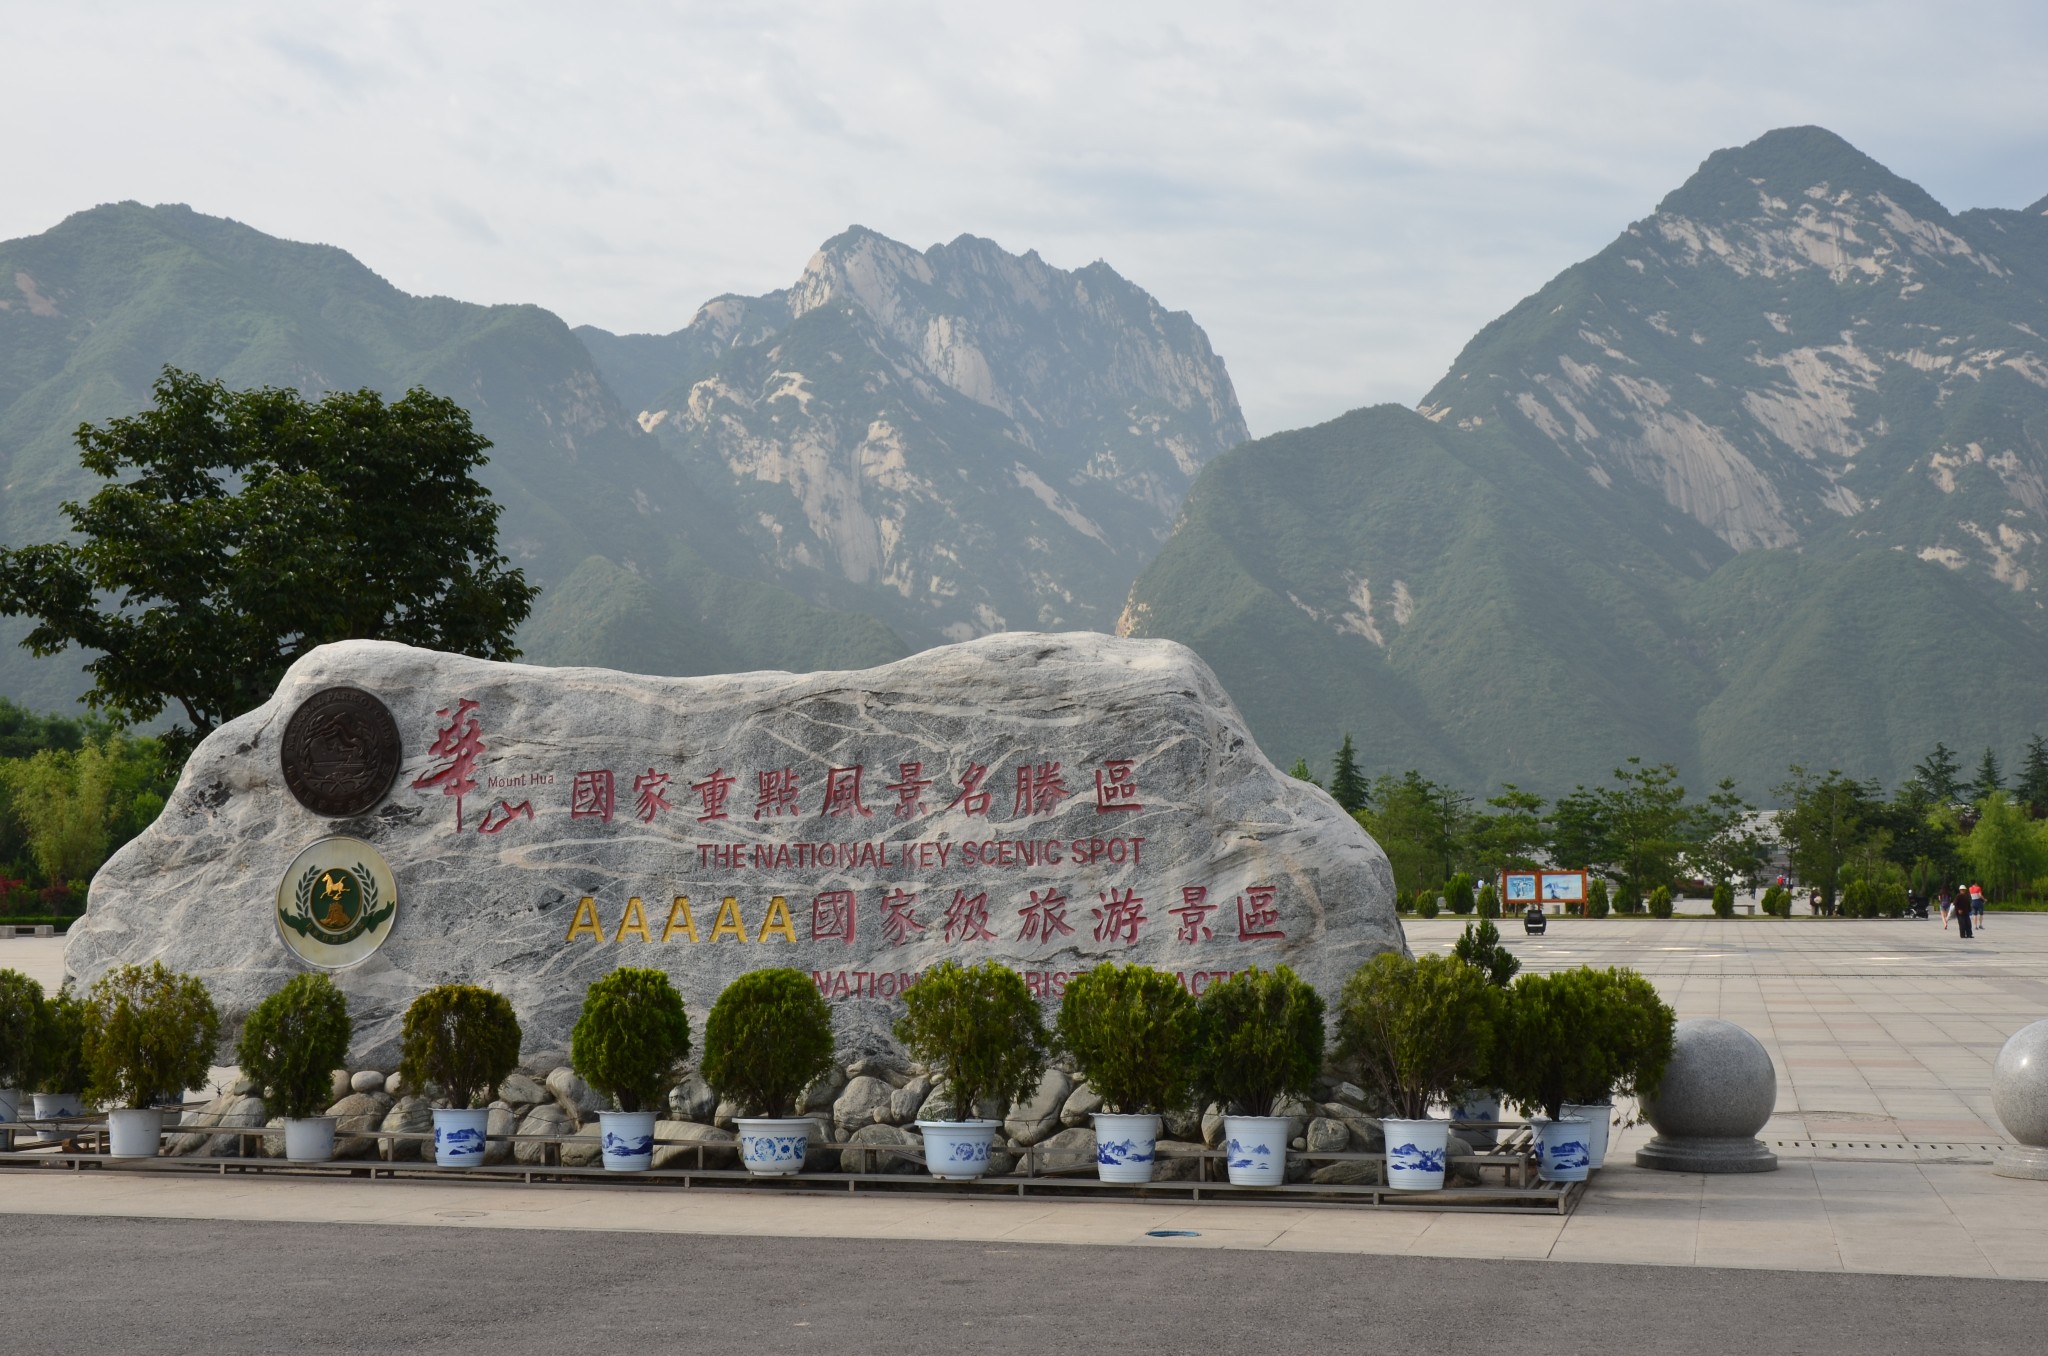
xmin=1641 ymin=1017 xmax=1776 ymax=1139
xmin=1992 ymin=1019 xmax=2048 ymax=1148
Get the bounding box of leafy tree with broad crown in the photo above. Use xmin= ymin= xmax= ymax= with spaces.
xmin=1775 ymin=766 xmax=1881 ymax=915
xmin=236 ymin=972 xmax=353 ymax=1121
xmin=1960 ymin=792 xmax=2048 ymax=903
xmin=1055 ymin=962 xmax=1200 ymax=1115
xmin=700 ymin=968 xmax=830 ymax=1120
xmin=0 ymin=368 xmax=539 ymax=754
xmin=1328 ymin=735 xmax=1368 ymax=813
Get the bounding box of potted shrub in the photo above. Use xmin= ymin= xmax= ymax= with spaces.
xmin=0 ymin=967 xmax=44 ymax=1142
xmin=895 ymin=960 xmax=1048 ymax=1181
xmin=1338 ymin=953 xmax=1501 ymax=1190
xmin=1447 ymin=919 xmax=1521 ymax=1144
xmin=1196 ymin=966 xmax=1324 ymax=1186
xmin=572 ymin=967 xmax=693 ymax=1172
xmin=31 ymin=985 xmax=91 ymax=1143
xmin=701 ymin=967 xmax=833 ymax=1175
xmin=1055 ymin=962 xmax=1200 ymax=1184
xmin=398 ymin=984 xmax=521 ymax=1167
xmin=1559 ymin=967 xmax=1675 ymax=1169
xmin=235 ymin=973 xmax=353 ymax=1163
xmin=83 ymin=962 xmax=220 ymax=1158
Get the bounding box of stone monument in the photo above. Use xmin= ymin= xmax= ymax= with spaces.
xmin=1992 ymin=1018 xmax=2048 ymax=1180
xmin=67 ymin=632 xmax=1403 ymax=1066
xmin=1634 ymin=1017 xmax=1780 ymax=1173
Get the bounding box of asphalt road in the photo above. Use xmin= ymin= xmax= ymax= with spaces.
xmin=9 ymin=1215 xmax=2044 ymax=1354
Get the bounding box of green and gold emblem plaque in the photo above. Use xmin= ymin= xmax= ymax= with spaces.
xmin=276 ymin=837 xmax=399 ymax=969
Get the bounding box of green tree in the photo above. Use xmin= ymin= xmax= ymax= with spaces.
xmin=1914 ymin=743 xmax=1964 ymax=804
xmin=577 ymin=967 xmax=697 ymax=1114
xmin=0 ymin=368 xmax=539 ymax=753
xmin=1328 ymin=734 xmax=1368 ymax=813
xmin=1961 ymin=792 xmax=2048 ymax=903
xmin=1575 ymin=759 xmax=1693 ymax=902
xmin=1469 ymin=786 xmax=1548 ymax=877
xmin=1286 ymin=758 xmax=1322 ymax=789
xmin=1971 ymin=747 xmax=2005 ymax=804
xmin=2017 ymin=735 xmax=2048 ymax=817
xmin=1776 ymin=766 xmax=1880 ymax=915
xmin=1694 ymin=780 xmax=1770 ymax=890
xmin=0 ymin=733 xmax=171 ymax=894
xmin=700 ymin=968 xmax=828 ymax=1120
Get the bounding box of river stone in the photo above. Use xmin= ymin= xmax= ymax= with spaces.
xmin=1162 ymin=1106 xmax=1201 ymax=1140
xmin=350 ymin=1070 xmax=386 ymax=1095
xmin=1304 ymin=1117 xmax=1350 ymax=1156
xmin=560 ymin=1128 xmax=603 ymax=1167
xmin=168 ymin=1093 xmax=267 ymax=1157
xmin=1032 ymin=1126 xmax=1098 ymax=1173
xmin=886 ymin=1076 xmax=932 ymax=1125
xmin=668 ymin=1075 xmax=716 ymax=1124
xmin=329 ymin=1070 xmax=352 ymax=1104
xmin=834 ymin=1075 xmax=896 ymax=1137
xmin=847 ymin=1053 xmax=914 ymax=1088
xmin=327 ymin=1091 xmax=390 ymax=1159
xmin=843 ymin=1124 xmax=922 ymax=1174
xmin=1060 ymin=1082 xmax=1103 ymax=1128
xmin=1319 ymin=1104 xmax=1384 ymax=1153
xmin=484 ymin=1105 xmax=518 ymax=1165
xmin=260 ymin=1116 xmax=285 ymax=1158
xmin=798 ymin=1065 xmax=848 ymax=1114
xmin=1005 ymin=1069 xmax=1072 ymax=1146
xmin=651 ymin=1121 xmax=737 ymax=1169
xmin=546 ymin=1068 xmax=605 ymax=1120
xmin=1152 ymin=1139 xmax=1205 ymax=1182
xmin=513 ymin=1103 xmax=575 ymax=1165
xmin=1311 ymin=1160 xmax=1383 ymax=1186
xmin=1636 ymin=1017 xmax=1779 ymax=1173
xmin=379 ymin=1095 xmax=434 ymax=1161
xmin=64 ymin=634 xmax=1404 ymax=1065
xmin=496 ymin=1072 xmax=547 ymax=1110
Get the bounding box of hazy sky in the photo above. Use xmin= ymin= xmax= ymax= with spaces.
xmin=8 ymin=2 xmax=2046 ymax=436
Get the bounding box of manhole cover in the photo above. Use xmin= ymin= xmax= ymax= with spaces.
xmin=1145 ymin=1229 xmax=1200 ymax=1238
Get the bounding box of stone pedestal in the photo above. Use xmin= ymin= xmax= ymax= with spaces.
xmin=1991 ymin=1018 xmax=2048 ymax=1181
xmin=1635 ymin=1017 xmax=1778 ymax=1174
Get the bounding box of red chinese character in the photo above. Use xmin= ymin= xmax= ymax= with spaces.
xmin=812 ymin=890 xmax=857 ymax=944
xmin=1018 ymin=888 xmax=1075 ymax=942
xmin=412 ymin=698 xmax=486 ymax=831
xmin=1012 ymin=761 xmax=1071 ymax=817
xmin=880 ymin=890 xmax=925 ymax=946
xmin=942 ymin=889 xmax=995 ymax=942
xmin=947 ymin=762 xmax=992 ymax=816
xmin=1092 ymin=887 xmax=1147 ymax=944
xmin=1094 ymin=759 xmax=1142 ymax=813
xmin=754 ymin=768 xmax=801 ymax=820
xmin=885 ymin=762 xmax=934 ymax=818
xmin=819 ymin=765 xmax=873 ymax=818
xmin=569 ymin=769 xmax=615 ymax=822
xmin=632 ymin=769 xmax=673 ymax=824
xmin=1170 ymin=886 xmax=1216 ymax=943
xmin=691 ymin=767 xmax=736 ymax=823
xmin=1235 ymin=885 xmax=1285 ymax=941
xmin=476 ymin=799 xmax=533 ymax=835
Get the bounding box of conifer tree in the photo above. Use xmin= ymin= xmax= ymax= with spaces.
xmin=1329 ymin=734 xmax=1368 ymax=813
xmin=1287 ymin=758 xmax=1322 ymax=789
xmin=1971 ymin=746 xmax=2004 ymax=804
xmin=2017 ymin=735 xmax=2048 ymax=817
xmin=1914 ymin=743 xmax=1963 ymax=804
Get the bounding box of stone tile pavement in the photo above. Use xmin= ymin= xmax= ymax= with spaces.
xmin=4 ymin=918 xmax=2044 ymax=1280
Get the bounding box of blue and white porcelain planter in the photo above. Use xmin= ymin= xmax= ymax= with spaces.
xmin=599 ymin=1110 xmax=658 ymax=1171
xmin=1450 ymin=1090 xmax=1502 ymax=1148
xmin=1560 ymin=1101 xmax=1612 ymax=1169
xmin=1221 ymin=1114 xmax=1290 ymax=1186
xmin=107 ymin=1106 xmax=164 ymax=1159
xmin=30 ymin=1091 xmax=82 ymax=1143
xmin=1532 ymin=1115 xmax=1592 ymax=1182
xmin=735 ymin=1116 xmax=811 ymax=1175
xmin=916 ymin=1119 xmax=1001 ymax=1181
xmin=1384 ymin=1117 xmax=1451 ymax=1190
xmin=432 ymin=1107 xmax=490 ymax=1167
xmin=1092 ymin=1112 xmax=1162 ymax=1184
xmin=282 ymin=1115 xmax=337 ymax=1163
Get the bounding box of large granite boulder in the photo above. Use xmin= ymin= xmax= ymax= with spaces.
xmin=68 ymin=633 xmax=1403 ymax=1065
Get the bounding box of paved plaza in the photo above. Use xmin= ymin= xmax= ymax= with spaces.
xmin=3 ymin=918 xmax=2045 ymax=1289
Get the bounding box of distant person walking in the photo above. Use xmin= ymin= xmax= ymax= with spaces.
xmin=1956 ymin=888 xmax=1975 ymax=939
xmin=1971 ymin=883 xmax=1986 ymax=932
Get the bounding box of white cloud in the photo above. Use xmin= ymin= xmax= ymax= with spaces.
xmin=5 ymin=0 xmax=2045 ymax=436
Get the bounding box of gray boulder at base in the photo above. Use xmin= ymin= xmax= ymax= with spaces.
xmin=68 ymin=633 xmax=1402 ymax=1065
xmin=1635 ymin=1017 xmax=1779 ymax=1173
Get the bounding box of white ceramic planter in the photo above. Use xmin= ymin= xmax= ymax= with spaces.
xmin=1092 ymin=1112 xmax=1162 ymax=1184
xmin=1561 ymin=1101 xmax=1613 ymax=1168
xmin=0 ymin=1086 xmax=17 ymax=1149
xmin=582 ymin=1109 xmax=650 ymax=1171
xmin=1384 ymin=1117 xmax=1451 ymax=1191
xmin=1450 ymin=1090 xmax=1503 ymax=1148
xmin=1532 ymin=1115 xmax=1592 ymax=1182
xmin=31 ymin=1092 xmax=84 ymax=1143
xmin=107 ymin=1107 xmax=164 ymax=1158
xmin=1221 ymin=1114 xmax=1290 ymax=1186
xmin=283 ymin=1116 xmax=337 ymax=1163
xmin=916 ymin=1119 xmax=1001 ymax=1181
xmin=735 ymin=1116 xmax=812 ymax=1175
xmin=432 ymin=1107 xmax=490 ymax=1167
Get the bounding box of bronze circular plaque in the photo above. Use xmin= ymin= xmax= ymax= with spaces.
xmin=280 ymin=686 xmax=401 ymax=817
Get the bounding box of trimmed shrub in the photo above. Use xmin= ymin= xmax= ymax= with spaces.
xmin=1452 ymin=918 xmax=1521 ymax=987
xmin=1582 ymin=968 xmax=1676 ymax=1107
xmin=0 ymin=967 xmax=45 ymax=1090
xmin=1647 ymin=885 xmax=1674 ymax=919
xmin=1475 ymin=883 xmax=1500 ymax=919
xmin=1446 ymin=873 xmax=1476 ymax=916
xmin=236 ymin=973 xmax=354 ymax=1121
xmin=1586 ymin=878 xmax=1610 ymax=919
xmin=1196 ymin=965 xmax=1325 ymax=1118
xmin=896 ymin=961 xmax=1048 ymax=1123
xmin=1496 ymin=966 xmax=1676 ymax=1119
xmin=1338 ymin=952 xmax=1502 ymax=1120
xmin=84 ymin=961 xmax=220 ymax=1111
xmin=398 ymin=985 xmax=521 ymax=1111
xmin=700 ymin=968 xmax=829 ymax=1119
xmin=34 ymin=986 xmax=90 ymax=1093
xmin=1415 ymin=890 xmax=1440 ymax=919
xmin=1056 ymin=962 xmax=1200 ymax=1115
xmin=1711 ymin=882 xmax=1734 ymax=919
